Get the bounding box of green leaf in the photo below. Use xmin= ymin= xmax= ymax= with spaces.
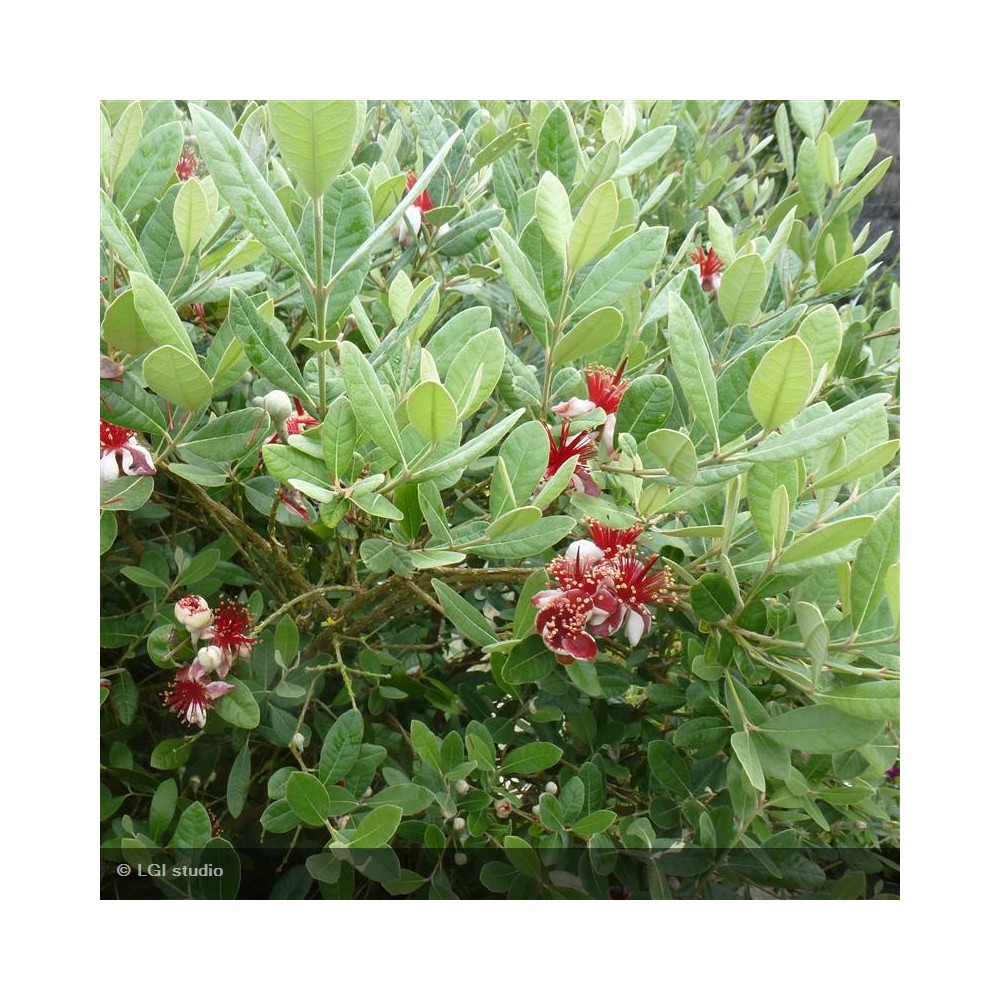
xmin=367 ymin=783 xmax=436 ymax=815
xmin=406 ymin=381 xmax=458 ymax=443
xmin=105 ymin=100 xmax=143 ymax=188
xmin=115 ymin=122 xmax=184 ymax=220
xmin=841 ymin=135 xmax=877 ymax=185
xmin=410 ymin=409 xmax=524 ymax=484
xmin=121 ymin=565 xmax=166 ymax=589
xmin=226 ymin=742 xmax=251 ymax=818
xmin=100 ymin=510 xmax=118 ymax=555
xmin=572 ymin=226 xmax=667 ymax=317
xmin=214 ymin=678 xmax=261 ymax=729
xmin=228 ymin=288 xmax=311 ymax=401
xmin=748 ymin=395 xmax=890 ymax=463
xmin=816 ymin=680 xmax=899 ymax=722
xmin=781 ymin=516 xmax=874 ymax=564
xmin=730 ymin=732 xmax=766 ymax=793
xmin=667 ymin=291 xmax=718 ymax=442
xmin=796 ymin=305 xmax=843 ymax=377
xmin=150 ymin=738 xmax=191 ymax=770
xmin=130 ymin=271 xmax=197 ymax=360
xmin=552 ymin=307 xmax=623 ymax=366
xmin=616 ymin=373 xmax=676 ymax=445
xmin=491 ymin=226 xmax=551 ymax=325
xmin=707 ymin=206 xmax=735 ymax=265
xmin=646 ymin=429 xmax=697 ymax=485
xmin=464 ymin=515 xmax=575 ymax=559
xmin=790 ymin=100 xmax=826 ymax=139
xmin=485 ymin=505 xmax=541 ymax=539
xmin=270 ymin=100 xmax=359 ymax=198
xmin=319 ymin=709 xmax=365 ymax=784
xmin=176 ymin=548 xmax=221 ymax=587
xmin=102 ymin=289 xmax=154 ymax=355
xmin=435 ymin=207 xmax=505 ymax=257
xmin=409 ymin=719 xmax=442 ymax=771
xmin=796 ymin=137 xmax=826 ymax=216
xmin=496 ymin=421 xmax=549 ymax=507
xmin=190 ymin=103 xmax=307 ymax=276
xmin=570 ymin=810 xmax=617 ymax=837
xmin=615 ymin=124 xmax=676 ymax=177
xmin=568 ymin=180 xmax=618 ymax=271
xmin=149 ymin=779 xmax=177 ymax=842
xmin=812 ymin=440 xmax=899 ymax=491
xmin=817 ymin=255 xmax=867 ymax=295
xmin=718 ymin=253 xmax=767 ymax=326
xmin=690 ymin=573 xmax=738 ymax=623
xmin=748 ymin=336 xmax=814 ymax=431
xmin=339 ymin=341 xmax=404 ymax=464
xmin=500 ymin=742 xmax=563 ymax=775
xmin=181 ymin=408 xmax=269 ymax=462
xmin=100 ymin=374 xmax=167 ymax=434
xmin=173 ymin=178 xmax=210 ymax=258
xmin=536 ymin=106 xmax=577 ymax=188
xmin=850 ymin=493 xmax=900 ymax=633
xmin=502 ymin=634 xmax=555 ymax=685
xmin=758 ymin=705 xmax=883 ymax=753
xmin=535 ymin=171 xmax=572 ymax=264
xmin=171 ymin=802 xmax=212 ymax=849
xmin=430 ymin=580 xmax=497 ymax=647
xmin=100 ymin=473 xmax=154 ymax=512
xmin=533 ymin=456 xmax=577 ymax=510
xmin=444 ymin=328 xmax=506 ymax=419
xmin=100 ymin=189 xmax=149 ymax=275
xmin=143 ymin=345 xmax=213 ymax=410
xmin=263 ymin=443 xmax=329 ymax=491
xmin=322 ymin=396 xmax=357 ymax=480
xmin=824 ymin=101 xmax=867 ymax=138
xmin=769 ymin=485 xmax=790 ymax=552
xmin=286 ymin=772 xmax=331 ymax=827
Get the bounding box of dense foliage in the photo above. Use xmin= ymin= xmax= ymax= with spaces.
xmin=100 ymin=99 xmax=899 ymax=899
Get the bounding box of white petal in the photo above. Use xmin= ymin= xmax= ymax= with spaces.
xmin=100 ymin=453 xmax=120 ymax=483
xmin=625 ymin=608 xmax=646 ymax=646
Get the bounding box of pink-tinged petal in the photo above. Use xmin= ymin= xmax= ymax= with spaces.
xmin=531 ymin=588 xmax=567 ymax=609
xmin=571 ymin=467 xmax=601 ymax=496
xmin=205 ymin=681 xmax=235 ymax=701
xmin=600 ymin=412 xmax=617 ymax=455
xmin=188 ymin=702 xmax=207 ymax=728
xmin=100 ymin=452 xmax=121 ymax=483
xmin=590 ymin=601 xmax=625 ymax=638
xmin=564 ymin=539 xmax=605 ymax=569
xmin=188 ymin=660 xmax=208 ymax=683
xmin=561 ymin=630 xmax=598 ymax=661
xmin=124 ymin=442 xmax=156 ymax=476
xmin=551 ymin=397 xmax=596 ymax=419
xmin=625 ymin=607 xmax=650 ymax=646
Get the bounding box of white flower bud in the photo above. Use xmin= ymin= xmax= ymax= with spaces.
xmin=363 ymin=786 xmax=373 ymax=799
xmin=545 ymin=781 xmax=558 ymax=795
xmin=452 ymin=816 xmax=466 ymax=831
xmin=290 ymin=732 xmax=305 ymax=753
xmin=263 ymin=389 xmax=294 ymax=425
xmin=174 ymin=595 xmax=213 ymax=634
xmin=494 ymin=800 xmax=512 ymax=819
xmin=197 ymin=645 xmax=224 ymax=673
xmin=454 ymin=852 xmax=468 ymax=866
xmin=455 ymin=779 xmax=470 ymax=795
xmin=531 ymin=804 xmax=540 ymax=816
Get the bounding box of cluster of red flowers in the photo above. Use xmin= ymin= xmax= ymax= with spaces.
xmin=164 ymin=595 xmax=258 ymax=728
xmin=544 ymin=360 xmax=630 ymax=496
xmin=533 ymin=520 xmax=675 ymax=662
xmin=175 ymin=146 xmax=200 ymax=181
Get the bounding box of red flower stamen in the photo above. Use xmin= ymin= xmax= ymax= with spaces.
xmin=208 ymin=597 xmax=258 ymax=657
xmin=100 ymin=419 xmax=133 ymax=450
xmin=164 ymin=671 xmax=211 ymax=723
xmin=586 ymin=518 xmax=645 ymax=557
xmin=176 ymin=146 xmax=199 ymax=181
xmin=585 ymin=359 xmax=630 ymax=414
xmin=603 ymin=553 xmax=675 ymax=609
xmin=544 ymin=422 xmax=596 ymax=479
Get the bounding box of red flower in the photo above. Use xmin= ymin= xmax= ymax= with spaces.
xmin=100 ymin=419 xmax=155 ymax=483
xmin=543 ymin=422 xmax=599 ymax=495
xmin=691 ymin=246 xmax=724 ymax=293
xmin=586 ymin=519 xmax=644 ymax=557
xmin=175 ymin=146 xmax=199 ymax=181
xmin=593 ymin=554 xmax=675 ymax=645
xmin=405 ymin=170 xmax=434 ymax=214
xmin=266 ymin=397 xmax=319 ymax=444
xmin=533 ymin=588 xmax=600 ymax=662
xmin=202 ymin=597 xmax=257 ymax=676
xmin=585 ymin=360 xmax=630 ymax=414
xmin=163 ymin=661 xmax=233 ymax=729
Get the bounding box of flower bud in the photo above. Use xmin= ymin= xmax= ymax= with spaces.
xmin=175 ymin=595 xmax=213 ymax=634
xmin=454 ymin=852 xmax=468 ymax=866
xmin=545 ymin=781 xmax=558 ymax=796
xmin=455 ymin=779 xmax=470 ymax=795
xmin=263 ymin=389 xmax=294 ymax=425
xmin=363 ymin=786 xmax=373 ymax=798
xmin=290 ymin=732 xmax=305 ymax=753
xmin=494 ymin=800 xmax=512 ymax=820
xmin=531 ymin=804 xmax=540 ymax=816
xmin=452 ymin=816 xmax=466 ymax=831
xmin=196 ymin=645 xmax=224 ymax=673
